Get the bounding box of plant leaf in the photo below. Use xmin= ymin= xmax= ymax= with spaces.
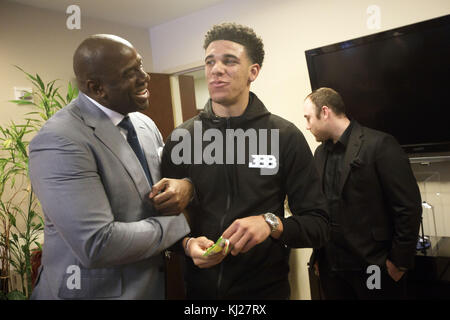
xmin=14 ymin=65 xmax=37 ymax=83
xmin=6 ymin=290 xmax=27 ymax=300
xmin=8 ymin=99 xmax=34 ymax=106
xmin=35 ymin=74 xmax=45 ymax=92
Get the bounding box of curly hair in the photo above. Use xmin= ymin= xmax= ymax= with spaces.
xmin=203 ymin=22 xmax=265 ymax=67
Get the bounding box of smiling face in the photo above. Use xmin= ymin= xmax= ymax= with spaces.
xmin=75 ymin=35 xmax=151 ymax=115
xmin=98 ymin=46 xmax=150 ymax=114
xmin=205 ymin=40 xmax=259 ymax=111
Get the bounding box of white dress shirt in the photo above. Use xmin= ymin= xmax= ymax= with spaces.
xmin=82 ymin=92 xmax=128 ymax=141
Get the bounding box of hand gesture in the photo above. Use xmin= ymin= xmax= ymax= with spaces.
xmin=149 ymin=178 xmax=193 ymax=215
xmin=222 ymin=215 xmax=272 ymax=256
xmin=183 ymin=237 xmax=227 ymax=269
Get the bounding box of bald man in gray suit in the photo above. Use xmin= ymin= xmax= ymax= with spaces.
xmin=29 ymin=35 xmax=192 ymax=299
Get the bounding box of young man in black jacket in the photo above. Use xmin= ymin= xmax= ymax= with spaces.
xmin=161 ymin=23 xmax=329 ymax=299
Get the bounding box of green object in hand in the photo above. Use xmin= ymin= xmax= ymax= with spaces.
xmin=203 ymin=236 xmax=230 ymax=256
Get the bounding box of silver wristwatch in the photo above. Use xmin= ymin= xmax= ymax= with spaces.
xmin=263 ymin=213 xmax=279 ymax=233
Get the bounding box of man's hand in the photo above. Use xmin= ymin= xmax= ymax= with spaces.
xmin=386 ymin=259 xmax=405 ymax=282
xmin=221 ymin=215 xmax=273 ymax=256
xmin=149 ymin=178 xmax=193 ymax=215
xmin=183 ymin=237 xmax=227 ymax=268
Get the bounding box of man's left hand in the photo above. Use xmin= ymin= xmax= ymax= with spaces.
xmin=149 ymin=178 xmax=193 ymax=215
xmin=386 ymin=259 xmax=405 ymax=282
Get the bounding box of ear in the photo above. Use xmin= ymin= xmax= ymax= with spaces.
xmin=248 ymin=63 xmax=261 ymax=83
xmin=86 ymin=79 xmax=106 ymax=99
xmin=321 ymin=105 xmax=331 ymax=119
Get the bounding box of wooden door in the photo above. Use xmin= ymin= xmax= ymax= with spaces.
xmin=178 ymin=75 xmax=200 ymax=122
xmin=141 ymin=73 xmax=175 ymax=141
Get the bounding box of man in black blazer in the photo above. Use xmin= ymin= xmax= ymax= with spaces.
xmin=303 ymin=87 xmax=422 ymax=299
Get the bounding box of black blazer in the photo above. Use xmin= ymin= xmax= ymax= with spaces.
xmin=313 ymin=122 xmax=422 ymax=269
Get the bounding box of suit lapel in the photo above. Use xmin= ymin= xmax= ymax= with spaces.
xmin=339 ymin=122 xmax=364 ymax=194
xmin=75 ymin=94 xmax=151 ymax=200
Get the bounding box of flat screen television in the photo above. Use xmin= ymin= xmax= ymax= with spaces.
xmin=305 ymin=14 xmax=450 ymax=154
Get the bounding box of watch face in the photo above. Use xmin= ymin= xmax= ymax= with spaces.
xmin=265 ymin=213 xmax=278 ymax=231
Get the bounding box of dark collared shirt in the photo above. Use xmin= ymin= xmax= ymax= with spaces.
xmin=323 ymin=121 xmax=354 ymax=200
xmin=321 ymin=121 xmax=366 ymax=271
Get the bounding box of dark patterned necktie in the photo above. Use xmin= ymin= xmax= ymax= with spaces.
xmin=118 ymin=116 xmax=153 ymax=186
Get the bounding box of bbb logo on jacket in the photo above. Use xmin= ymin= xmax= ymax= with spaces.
xmin=170 ymin=120 xmax=279 ymax=175
xmin=249 ymin=154 xmax=277 ymax=169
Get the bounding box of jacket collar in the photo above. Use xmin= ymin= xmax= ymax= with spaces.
xmin=81 ymin=92 xmax=124 ymax=126
xmin=71 ymin=93 xmax=151 ymax=199
xmin=199 ymin=91 xmax=271 ymax=126
xmin=316 ymin=121 xmax=364 ymax=195
xmin=339 ymin=121 xmax=364 ymax=194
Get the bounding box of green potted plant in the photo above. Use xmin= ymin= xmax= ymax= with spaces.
xmin=0 ymin=66 xmax=78 ymax=299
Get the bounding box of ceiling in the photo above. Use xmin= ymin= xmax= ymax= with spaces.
xmin=8 ymin=0 xmax=227 ymax=28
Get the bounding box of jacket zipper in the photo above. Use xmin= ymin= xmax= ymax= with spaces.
xmin=216 ymin=118 xmax=232 ymax=298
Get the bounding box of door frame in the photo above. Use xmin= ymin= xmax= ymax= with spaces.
xmin=169 ymin=65 xmax=205 ymax=127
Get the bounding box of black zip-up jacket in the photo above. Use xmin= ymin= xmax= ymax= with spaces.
xmin=161 ymin=92 xmax=329 ymax=299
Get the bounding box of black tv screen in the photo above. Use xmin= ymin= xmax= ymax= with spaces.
xmin=305 ymin=14 xmax=450 ymax=154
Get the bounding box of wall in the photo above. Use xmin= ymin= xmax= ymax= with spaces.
xmin=0 ymin=0 xmax=154 ymax=127
xmin=149 ymin=0 xmax=450 ymax=299
xmin=193 ymin=75 xmax=208 ymax=110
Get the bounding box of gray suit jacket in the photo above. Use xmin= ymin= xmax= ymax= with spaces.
xmin=29 ymin=93 xmax=190 ymax=299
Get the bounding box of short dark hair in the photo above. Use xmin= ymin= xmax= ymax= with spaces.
xmin=306 ymin=87 xmax=346 ymax=118
xmin=203 ymin=22 xmax=265 ymax=67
